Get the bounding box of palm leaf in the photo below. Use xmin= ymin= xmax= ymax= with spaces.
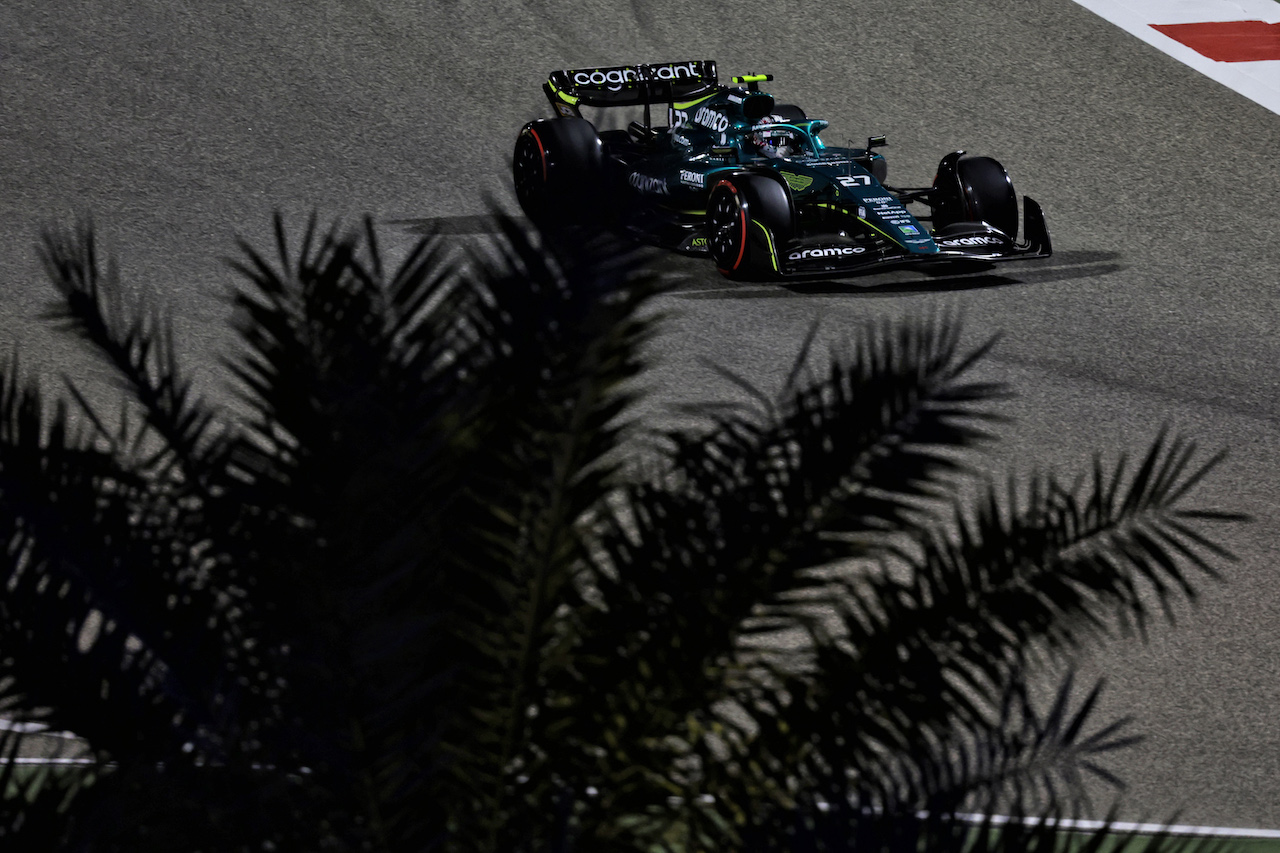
xmin=0 ymin=213 xmax=1242 ymax=852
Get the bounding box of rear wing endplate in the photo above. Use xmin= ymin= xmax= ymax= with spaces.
xmin=544 ymin=61 xmax=718 ymax=117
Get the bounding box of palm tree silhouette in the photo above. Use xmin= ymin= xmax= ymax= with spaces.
xmin=0 ymin=215 xmax=1240 ymax=851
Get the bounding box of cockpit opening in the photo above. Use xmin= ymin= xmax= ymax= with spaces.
xmin=746 ymin=120 xmax=818 ymax=160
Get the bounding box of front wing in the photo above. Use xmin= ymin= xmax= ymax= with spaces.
xmin=776 ymin=197 xmax=1052 ymax=278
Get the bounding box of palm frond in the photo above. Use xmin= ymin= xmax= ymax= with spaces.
xmin=0 ymin=730 xmax=98 ymax=848
xmin=0 ymin=358 xmax=246 ymax=764
xmin=39 ymin=223 xmax=229 ymax=487
xmin=847 ymin=432 xmax=1239 ymax=714
xmin=0 ymin=213 xmax=1243 ymax=852
xmin=572 ymin=315 xmax=1003 ymax=723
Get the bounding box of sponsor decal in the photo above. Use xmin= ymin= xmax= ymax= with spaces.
xmin=629 ymin=172 xmax=668 ymax=195
xmin=900 ymin=225 xmax=920 ymax=236
xmin=781 ymin=172 xmax=813 ymax=192
xmin=574 ymin=68 xmax=641 ymax=90
xmin=864 ymin=195 xmax=896 ymax=205
xmin=694 ymin=105 xmax=730 ymax=133
xmin=858 ymin=206 xmax=866 ymax=219
xmin=938 ymin=235 xmax=1003 ymax=247
xmin=670 ymin=108 xmax=689 ymax=128
xmin=679 ymin=169 xmax=705 ymax=188
xmin=789 ymin=245 xmax=867 ymax=261
xmin=572 ymin=62 xmax=700 ymax=92
xmin=691 ymin=237 xmax=708 ymax=248
xmin=645 ymin=62 xmax=700 ymax=82
xmin=837 ymin=175 xmax=873 ymax=188
xmin=553 ymin=102 xmax=576 ymax=117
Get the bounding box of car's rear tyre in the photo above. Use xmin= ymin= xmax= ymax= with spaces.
xmin=706 ymin=173 xmax=794 ymax=280
xmin=931 ymin=155 xmax=1019 ymax=240
xmin=512 ymin=118 xmax=603 ymax=227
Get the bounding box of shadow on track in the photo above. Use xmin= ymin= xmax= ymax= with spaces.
xmin=670 ymin=250 xmax=1124 ymax=300
xmin=390 ymin=215 xmax=508 ymax=235
xmin=389 ymin=219 xmax=1123 ymax=300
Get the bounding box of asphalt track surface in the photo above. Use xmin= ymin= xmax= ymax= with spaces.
xmin=4 ymin=0 xmax=1280 ymax=830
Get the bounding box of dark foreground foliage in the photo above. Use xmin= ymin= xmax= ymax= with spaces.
xmin=0 ymin=215 xmax=1241 ymax=851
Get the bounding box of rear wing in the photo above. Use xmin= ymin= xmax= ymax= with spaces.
xmin=544 ymin=61 xmax=718 ymax=118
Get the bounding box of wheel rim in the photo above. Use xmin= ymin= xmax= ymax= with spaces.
xmin=708 ymin=186 xmax=746 ymax=271
xmin=513 ymin=134 xmax=547 ymax=216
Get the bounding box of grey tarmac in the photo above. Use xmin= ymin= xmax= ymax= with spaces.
xmin=3 ymin=0 xmax=1280 ymax=829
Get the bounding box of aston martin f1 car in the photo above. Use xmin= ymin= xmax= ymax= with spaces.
xmin=513 ymin=60 xmax=1051 ymax=280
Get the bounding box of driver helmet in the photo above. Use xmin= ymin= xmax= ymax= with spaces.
xmin=749 ymin=116 xmax=798 ymax=159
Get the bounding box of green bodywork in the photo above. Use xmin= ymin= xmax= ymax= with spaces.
xmin=532 ymin=62 xmax=1050 ymax=277
xmin=598 ymin=84 xmax=939 ymax=256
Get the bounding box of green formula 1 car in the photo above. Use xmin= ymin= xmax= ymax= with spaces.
xmin=513 ymin=60 xmax=1051 ymax=280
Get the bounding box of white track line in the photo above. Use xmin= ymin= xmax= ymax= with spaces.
xmin=952 ymin=811 xmax=1280 ymax=839
xmin=0 ymin=719 xmax=80 ymax=739
xmin=2 ymin=756 xmax=1278 ymax=837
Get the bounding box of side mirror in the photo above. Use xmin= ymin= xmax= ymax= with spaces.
xmin=867 ymin=135 xmax=888 ymax=150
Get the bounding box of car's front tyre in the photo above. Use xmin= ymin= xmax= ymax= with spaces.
xmin=707 ymin=173 xmax=794 ymax=280
xmin=930 ymin=153 xmax=1019 ymax=239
